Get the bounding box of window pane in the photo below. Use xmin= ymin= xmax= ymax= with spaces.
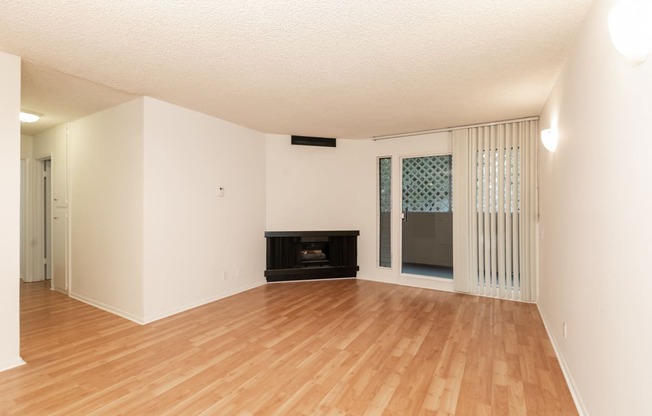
xmin=379 ymin=157 xmax=391 ymax=268
xmin=402 ymin=155 xmax=452 ymax=213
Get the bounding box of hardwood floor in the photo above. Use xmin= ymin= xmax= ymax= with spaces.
xmin=1 ymin=279 xmax=577 ymax=415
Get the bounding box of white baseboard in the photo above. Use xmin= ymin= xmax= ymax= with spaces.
xmin=52 ymin=287 xmax=68 ymax=295
xmin=69 ymin=292 xmax=145 ymax=325
xmin=141 ymin=281 xmax=266 ymax=324
xmin=537 ymin=305 xmax=588 ymax=416
xmin=0 ymin=357 xmax=26 ymax=373
xmin=71 ymin=281 xmax=267 ymax=326
xmin=357 ymin=274 xmax=394 ymax=284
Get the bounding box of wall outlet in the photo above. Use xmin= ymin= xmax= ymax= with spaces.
xmin=562 ymin=322 xmax=567 ymax=339
xmin=222 ymin=271 xmax=227 ymax=281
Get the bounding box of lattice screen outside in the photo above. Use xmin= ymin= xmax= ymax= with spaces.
xmin=477 ymin=149 xmax=520 ymax=213
xmin=379 ymin=158 xmax=392 ymax=213
xmin=402 ymin=155 xmax=452 ymax=213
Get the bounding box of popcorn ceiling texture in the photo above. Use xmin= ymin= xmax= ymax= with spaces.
xmin=0 ymin=0 xmax=592 ymax=138
xmin=20 ymin=62 xmax=138 ymax=136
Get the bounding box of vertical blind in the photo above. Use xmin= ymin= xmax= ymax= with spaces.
xmin=452 ymin=120 xmax=537 ymax=301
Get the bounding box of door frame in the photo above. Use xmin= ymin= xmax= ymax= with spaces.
xmin=397 ymin=152 xmax=454 ymax=292
xmin=29 ymin=156 xmax=53 ymax=287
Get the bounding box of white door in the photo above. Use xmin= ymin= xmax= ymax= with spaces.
xmin=51 ymin=209 xmax=67 ymax=292
xmin=44 ymin=159 xmax=52 ymax=281
xmin=34 ymin=158 xmax=68 ymax=291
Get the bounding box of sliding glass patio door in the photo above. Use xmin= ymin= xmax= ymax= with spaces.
xmin=401 ymin=155 xmax=453 ymax=279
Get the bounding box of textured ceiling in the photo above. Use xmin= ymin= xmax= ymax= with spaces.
xmin=1 ymin=0 xmax=593 ymax=138
xmin=20 ymin=61 xmax=137 ymax=136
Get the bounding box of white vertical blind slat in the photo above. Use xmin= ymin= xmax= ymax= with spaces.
xmin=523 ymin=121 xmax=538 ymax=300
xmin=474 ymin=129 xmax=483 ymax=295
xmin=505 ymin=124 xmax=513 ymax=299
xmin=512 ymin=125 xmax=521 ymax=298
xmin=519 ymin=122 xmax=527 ymax=299
xmin=469 ymin=133 xmax=479 ymax=295
xmin=489 ymin=127 xmax=497 ymax=297
xmin=483 ymin=128 xmax=491 ymax=297
xmin=497 ymin=124 xmax=506 ymax=299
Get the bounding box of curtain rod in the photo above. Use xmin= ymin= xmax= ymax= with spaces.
xmin=372 ymin=116 xmax=540 ymax=141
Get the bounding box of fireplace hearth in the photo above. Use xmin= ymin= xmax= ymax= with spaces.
xmin=264 ymin=231 xmax=359 ymax=282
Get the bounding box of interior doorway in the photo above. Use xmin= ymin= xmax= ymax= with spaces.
xmin=43 ymin=159 xmax=52 ymax=282
xmin=400 ymin=154 xmax=454 ymax=279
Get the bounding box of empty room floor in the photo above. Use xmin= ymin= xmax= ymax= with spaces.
xmin=0 ymin=279 xmax=577 ymax=415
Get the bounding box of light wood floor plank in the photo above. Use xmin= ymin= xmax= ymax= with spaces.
xmin=0 ymin=279 xmax=577 ymax=415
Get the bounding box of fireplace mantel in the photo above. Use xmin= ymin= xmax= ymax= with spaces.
xmin=264 ymin=230 xmax=359 ymax=282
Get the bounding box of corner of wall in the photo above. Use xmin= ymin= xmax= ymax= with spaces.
xmin=0 ymin=50 xmax=22 ymax=370
xmin=141 ymin=98 xmax=267 ymax=321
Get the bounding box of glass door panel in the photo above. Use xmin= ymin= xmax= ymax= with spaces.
xmin=378 ymin=157 xmax=392 ymax=268
xmin=401 ymin=155 xmax=453 ymax=279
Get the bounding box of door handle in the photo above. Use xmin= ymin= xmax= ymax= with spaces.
xmin=402 ymin=208 xmax=408 ymax=222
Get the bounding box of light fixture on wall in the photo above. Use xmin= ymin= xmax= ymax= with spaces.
xmin=19 ymin=110 xmax=42 ymax=123
xmin=608 ymin=0 xmax=652 ymax=62
xmin=541 ymin=128 xmax=559 ymax=152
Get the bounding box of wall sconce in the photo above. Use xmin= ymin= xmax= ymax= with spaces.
xmin=541 ymin=128 xmax=559 ymax=152
xmin=19 ymin=110 xmax=42 ymax=123
xmin=608 ymin=0 xmax=652 ymax=62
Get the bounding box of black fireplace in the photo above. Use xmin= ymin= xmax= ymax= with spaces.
xmin=299 ymin=236 xmax=330 ymax=266
xmin=264 ymin=230 xmax=359 ymax=282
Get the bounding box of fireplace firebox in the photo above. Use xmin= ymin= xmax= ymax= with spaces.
xmin=264 ymin=231 xmax=359 ymax=282
xmin=299 ymin=236 xmax=329 ymax=266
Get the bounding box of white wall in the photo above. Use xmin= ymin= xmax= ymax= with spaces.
xmin=69 ymin=99 xmax=145 ymax=321
xmin=265 ymin=135 xmax=373 ymax=276
xmin=21 ymin=134 xmax=33 ymax=159
xmin=265 ymin=135 xmax=370 ymax=231
xmin=0 ymin=51 xmax=23 ymax=371
xmin=265 ymin=132 xmax=452 ymax=291
xmin=25 ymin=96 xmax=267 ymax=324
xmin=33 ymin=125 xmax=68 ymax=205
xmin=142 ymin=98 xmax=267 ymax=322
xmin=538 ymin=0 xmax=652 ymax=414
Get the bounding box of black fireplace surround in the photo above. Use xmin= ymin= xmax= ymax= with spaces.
xmin=264 ymin=230 xmax=359 ymax=282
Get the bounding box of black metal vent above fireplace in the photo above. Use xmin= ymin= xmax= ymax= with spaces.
xmin=291 ymin=135 xmax=336 ymax=147
xmin=264 ymin=230 xmax=359 ymax=282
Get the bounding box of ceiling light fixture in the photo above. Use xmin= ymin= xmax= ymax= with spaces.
xmin=541 ymin=128 xmax=559 ymax=152
xmin=608 ymin=0 xmax=652 ymax=62
xmin=19 ymin=111 xmax=42 ymax=123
